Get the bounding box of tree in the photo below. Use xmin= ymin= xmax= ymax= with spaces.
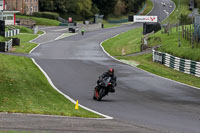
xmin=123 ymin=0 xmax=146 ymax=13
xmin=39 ymin=0 xmax=147 ymax=20
xmin=114 ymin=0 xmax=126 ymax=15
xmin=92 ymin=0 xmax=118 ymax=17
xmin=39 ymin=0 xmax=55 ymax=11
xmin=76 ymin=0 xmax=93 ymax=19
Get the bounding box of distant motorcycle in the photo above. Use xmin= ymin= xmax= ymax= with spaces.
xmin=93 ymin=77 xmax=112 ymax=101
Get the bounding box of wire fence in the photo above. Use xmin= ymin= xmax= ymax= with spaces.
xmin=161 ymin=16 xmax=200 ymax=48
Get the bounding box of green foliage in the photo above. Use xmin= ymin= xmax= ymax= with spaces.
xmin=12 ymin=34 xmax=38 ymax=53
xmin=125 ymin=0 xmax=146 ymax=13
xmin=157 ymin=29 xmax=200 ymax=61
xmin=196 ymin=0 xmax=200 ymax=11
xmin=102 ymin=28 xmax=143 ymax=56
xmin=179 ymin=14 xmax=192 ymax=25
xmin=92 ymin=0 xmax=118 ymax=18
xmin=0 ymin=36 xmax=6 ymax=42
xmin=76 ymin=0 xmax=93 ymax=19
xmin=33 ymin=12 xmax=59 ymax=20
xmin=0 ymin=54 xmax=101 ymax=118
xmin=13 ymin=26 xmax=33 ymax=34
xmin=39 ymin=0 xmax=55 ymax=11
xmin=39 ymin=0 xmax=147 ymax=20
xmin=40 ymin=0 xmax=94 ymax=19
xmin=16 ymin=15 xmax=60 ymax=26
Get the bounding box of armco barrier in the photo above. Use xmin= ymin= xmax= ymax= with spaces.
xmin=153 ymin=50 xmax=200 ymax=77
xmin=0 ymin=39 xmax=13 ymax=52
xmin=5 ymin=29 xmax=20 ymax=37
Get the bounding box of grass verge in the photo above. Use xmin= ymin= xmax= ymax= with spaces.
xmin=102 ymin=28 xmax=143 ymax=56
xmin=13 ymin=26 xmax=34 ymax=34
xmin=155 ymin=28 xmax=200 ymax=61
xmin=102 ymin=1 xmax=198 ymax=60
xmin=103 ymin=24 xmax=121 ymax=29
xmin=117 ymin=54 xmax=200 ymax=88
xmin=16 ymin=15 xmax=60 ymax=26
xmin=102 ymin=0 xmax=200 ymax=89
xmin=0 ymin=54 xmax=101 ymax=118
xmin=12 ymin=34 xmax=38 ymax=54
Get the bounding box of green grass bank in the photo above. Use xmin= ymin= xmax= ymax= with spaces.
xmin=12 ymin=34 xmax=38 ymax=53
xmin=102 ymin=0 xmax=200 ymax=88
xmin=0 ymin=27 xmax=101 ymax=118
xmin=0 ymin=54 xmax=100 ymax=118
xmin=102 ymin=27 xmax=143 ymax=56
xmin=16 ymin=15 xmax=60 ymax=26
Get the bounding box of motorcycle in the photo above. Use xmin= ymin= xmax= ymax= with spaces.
xmin=93 ymin=77 xmax=112 ymax=101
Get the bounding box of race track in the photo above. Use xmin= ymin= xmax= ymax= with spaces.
xmin=30 ymin=0 xmax=200 ymax=133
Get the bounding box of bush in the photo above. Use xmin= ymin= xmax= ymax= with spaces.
xmin=179 ymin=14 xmax=192 ymax=25
xmin=32 ymin=12 xmax=59 ymax=20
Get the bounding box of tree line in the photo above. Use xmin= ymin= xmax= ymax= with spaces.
xmin=39 ymin=0 xmax=146 ymax=19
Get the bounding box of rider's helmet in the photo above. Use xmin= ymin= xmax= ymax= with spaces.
xmin=108 ymin=68 xmax=114 ymax=76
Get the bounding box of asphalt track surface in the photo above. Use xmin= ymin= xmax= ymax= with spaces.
xmin=32 ymin=0 xmax=200 ymax=133
xmin=1 ymin=0 xmax=200 ymax=133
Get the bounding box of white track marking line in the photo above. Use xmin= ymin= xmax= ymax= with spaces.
xmin=32 ymin=58 xmax=113 ymax=120
xmin=0 ymin=112 xmax=111 ymax=120
xmin=29 ymin=30 xmax=46 ymax=54
xmin=29 ymin=29 xmax=113 ymax=119
xmin=162 ymin=1 xmax=176 ymax=22
xmin=26 ymin=0 xmax=158 ymax=120
xmin=100 ymin=36 xmax=200 ymax=91
xmin=55 ymin=33 xmax=65 ymax=40
xmin=100 ymin=1 xmax=200 ymax=91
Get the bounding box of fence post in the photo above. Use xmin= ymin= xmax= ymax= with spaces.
xmin=182 ymin=25 xmax=184 ymax=37
xmin=152 ymin=49 xmax=155 ymax=62
xmin=190 ymin=25 xmax=192 ymax=44
xmin=185 ymin=28 xmax=187 ymax=39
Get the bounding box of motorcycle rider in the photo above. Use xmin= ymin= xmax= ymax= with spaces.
xmin=97 ymin=68 xmax=117 ymax=93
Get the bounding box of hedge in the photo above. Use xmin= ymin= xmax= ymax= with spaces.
xmin=32 ymin=12 xmax=59 ymax=20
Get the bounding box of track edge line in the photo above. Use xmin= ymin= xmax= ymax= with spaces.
xmin=31 ymin=58 xmax=113 ymax=120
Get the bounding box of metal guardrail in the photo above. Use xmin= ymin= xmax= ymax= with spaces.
xmin=153 ymin=50 xmax=200 ymax=77
xmin=5 ymin=29 xmax=20 ymax=37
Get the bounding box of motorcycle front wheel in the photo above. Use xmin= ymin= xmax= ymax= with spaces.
xmin=96 ymin=88 xmax=106 ymax=101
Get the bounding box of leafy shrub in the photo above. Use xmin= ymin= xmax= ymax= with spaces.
xmin=33 ymin=12 xmax=59 ymax=20
xmin=179 ymin=14 xmax=192 ymax=25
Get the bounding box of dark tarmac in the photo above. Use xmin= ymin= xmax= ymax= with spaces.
xmin=1 ymin=1 xmax=200 ymax=133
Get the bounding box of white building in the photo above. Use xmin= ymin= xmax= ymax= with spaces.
xmin=0 ymin=0 xmax=18 ymax=25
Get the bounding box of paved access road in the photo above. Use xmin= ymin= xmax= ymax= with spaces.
xmin=2 ymin=0 xmax=200 ymax=133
